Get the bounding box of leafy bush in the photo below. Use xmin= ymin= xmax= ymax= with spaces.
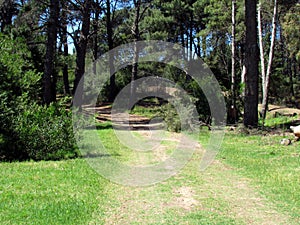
xmin=1 ymin=98 xmax=79 ymax=161
xmin=13 ymin=101 xmax=79 ymax=161
xmin=0 ymin=34 xmax=79 ymax=161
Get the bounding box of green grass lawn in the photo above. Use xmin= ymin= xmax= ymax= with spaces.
xmin=0 ymin=159 xmax=109 ymax=224
xmin=1 ymin=124 xmax=299 ymax=224
xmin=219 ymin=132 xmax=300 ymax=220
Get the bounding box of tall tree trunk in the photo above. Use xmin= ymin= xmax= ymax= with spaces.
xmin=180 ymin=23 xmax=185 ymax=48
xmin=107 ymin=0 xmax=116 ymax=102
xmin=292 ymin=56 xmax=299 ymax=97
xmin=73 ymin=0 xmax=92 ymax=106
xmin=260 ymin=0 xmax=278 ymax=121
xmin=61 ymin=5 xmax=70 ymax=95
xmin=43 ymin=0 xmax=59 ymax=104
xmin=258 ymin=1 xmax=266 ymax=89
xmin=230 ymin=0 xmax=237 ymax=123
xmin=189 ymin=13 xmax=193 ymax=60
xmin=244 ymin=0 xmax=259 ymax=127
xmin=201 ymin=36 xmax=207 ymax=58
xmin=195 ymin=27 xmax=201 ymax=57
xmin=130 ymin=0 xmax=141 ymax=104
xmin=93 ymin=0 xmax=100 ymax=63
xmin=91 ymin=0 xmax=99 ymax=97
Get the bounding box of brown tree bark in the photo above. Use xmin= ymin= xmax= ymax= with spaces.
xmin=72 ymin=0 xmax=92 ymax=105
xmin=61 ymin=5 xmax=70 ymax=95
xmin=244 ymin=0 xmax=259 ymax=127
xmin=130 ymin=0 xmax=141 ymax=104
xmin=106 ymin=0 xmax=116 ymax=102
xmin=43 ymin=0 xmax=59 ymax=104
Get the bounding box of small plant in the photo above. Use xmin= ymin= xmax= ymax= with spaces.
xmin=159 ymin=94 xmax=198 ymax=132
xmin=159 ymin=103 xmax=181 ymax=132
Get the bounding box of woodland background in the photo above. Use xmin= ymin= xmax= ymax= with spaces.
xmin=0 ymin=0 xmax=299 ymax=161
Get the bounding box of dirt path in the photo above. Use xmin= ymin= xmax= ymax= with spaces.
xmin=88 ymin=129 xmax=293 ymax=225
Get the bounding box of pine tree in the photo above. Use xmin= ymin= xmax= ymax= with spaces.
xmin=244 ymin=0 xmax=259 ymax=127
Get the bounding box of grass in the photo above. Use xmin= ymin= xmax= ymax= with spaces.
xmin=1 ymin=115 xmax=300 ymax=224
xmin=259 ymin=114 xmax=298 ymax=128
xmin=218 ymin=131 xmax=300 ymax=221
xmin=0 ymin=127 xmax=241 ymax=224
xmin=0 ymin=159 xmax=109 ymax=224
xmin=129 ymin=105 xmax=160 ymax=119
xmin=89 ymin=130 xmax=245 ymax=224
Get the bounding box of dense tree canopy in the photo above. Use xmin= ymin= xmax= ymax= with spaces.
xmin=0 ymin=0 xmax=299 ymax=160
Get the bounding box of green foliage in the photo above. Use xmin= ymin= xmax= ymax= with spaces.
xmin=0 ymin=35 xmax=78 ymax=161
xmin=259 ymin=113 xmax=298 ymax=129
xmin=12 ymin=101 xmax=79 ymax=161
xmin=0 ymin=34 xmax=40 ymax=134
xmin=282 ymin=3 xmax=300 ymax=60
xmin=159 ymin=94 xmax=198 ymax=132
xmin=1 ymin=98 xmax=79 ymax=161
xmin=159 ymin=103 xmax=181 ymax=132
xmin=141 ymin=8 xmax=172 ymax=40
xmin=129 ymin=104 xmax=160 ymax=119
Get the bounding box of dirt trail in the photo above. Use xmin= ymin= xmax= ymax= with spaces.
xmin=89 ymin=129 xmax=293 ymax=225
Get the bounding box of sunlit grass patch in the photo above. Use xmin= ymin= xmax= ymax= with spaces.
xmin=219 ymin=132 xmax=300 ymax=220
xmin=0 ymin=159 xmax=108 ymax=224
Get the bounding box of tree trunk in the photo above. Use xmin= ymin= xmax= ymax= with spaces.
xmin=61 ymin=6 xmax=70 ymax=95
xmin=130 ymin=0 xmax=141 ymax=105
xmin=288 ymin=57 xmax=294 ymax=97
xmin=202 ymin=36 xmax=207 ymax=58
xmin=93 ymin=0 xmax=100 ymax=63
xmin=189 ymin=13 xmax=193 ymax=60
xmin=73 ymin=0 xmax=92 ymax=106
xmin=107 ymin=0 xmax=116 ymax=102
xmin=258 ymin=1 xmax=266 ymax=90
xmin=43 ymin=0 xmax=59 ymax=104
xmin=91 ymin=0 xmax=99 ymax=97
xmin=195 ymin=27 xmax=201 ymax=57
xmin=260 ymin=0 xmax=278 ymax=121
xmin=230 ymin=0 xmax=237 ymax=123
xmin=244 ymin=0 xmax=259 ymax=127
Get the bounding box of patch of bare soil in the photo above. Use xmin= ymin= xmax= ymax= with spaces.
xmin=169 ymin=186 xmax=199 ymax=210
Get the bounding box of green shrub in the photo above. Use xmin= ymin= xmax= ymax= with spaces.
xmin=159 ymin=95 xmax=198 ymax=133
xmin=12 ymin=101 xmax=79 ymax=161
xmin=159 ymin=103 xmax=181 ymax=132
xmin=0 ymin=34 xmax=79 ymax=161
